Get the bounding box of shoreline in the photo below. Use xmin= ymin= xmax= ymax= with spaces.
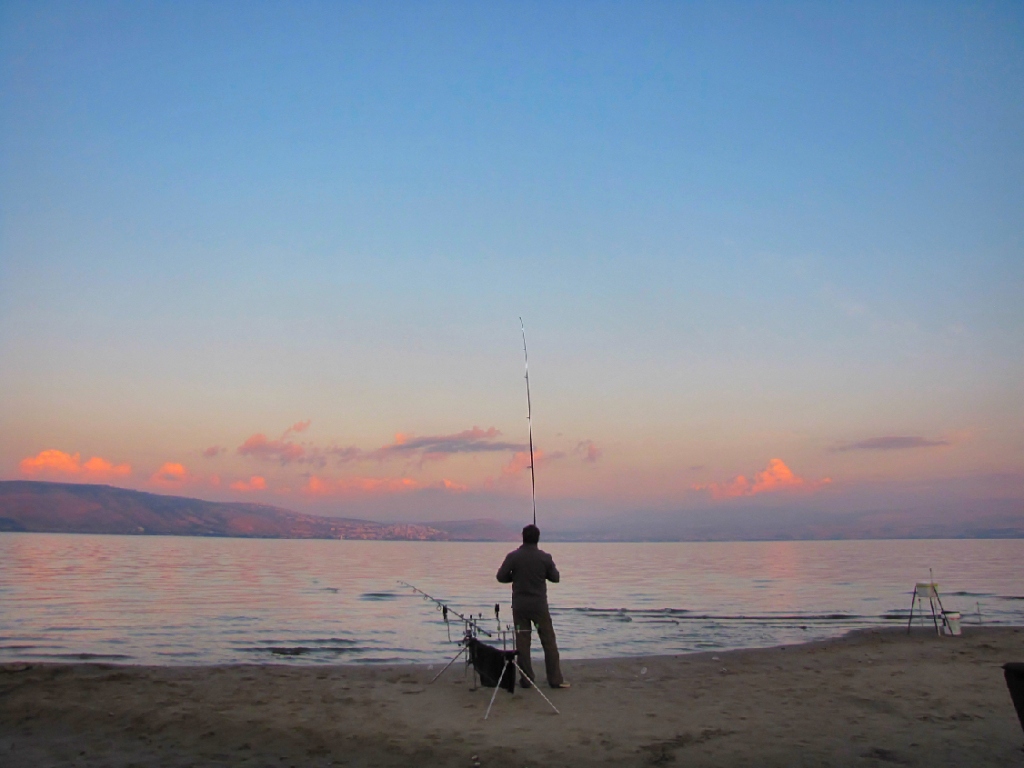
xmin=0 ymin=623 xmax=1010 ymax=664
xmin=0 ymin=621 xmax=1005 ymax=669
xmin=4 ymin=627 xmax=1023 ymax=767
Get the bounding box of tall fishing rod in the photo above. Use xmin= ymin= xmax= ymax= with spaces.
xmin=519 ymin=318 xmax=537 ymax=526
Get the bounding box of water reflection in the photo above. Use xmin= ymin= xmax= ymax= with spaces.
xmin=1 ymin=534 xmax=1022 ymax=665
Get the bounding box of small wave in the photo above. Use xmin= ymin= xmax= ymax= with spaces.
xmin=24 ymin=652 xmax=133 ymax=661
xmin=269 ymin=647 xmax=310 ymax=656
xmin=360 ymin=592 xmax=399 ymax=601
xmin=561 ymin=607 xmax=865 ymax=622
xmin=562 ymin=607 xmax=691 ymax=616
xmin=155 ymin=651 xmax=202 ymax=658
xmin=288 ymin=637 xmax=362 ymax=646
xmin=243 ymin=643 xmax=379 ymax=657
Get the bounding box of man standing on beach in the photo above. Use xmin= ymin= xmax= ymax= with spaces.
xmin=496 ymin=524 xmax=569 ymax=689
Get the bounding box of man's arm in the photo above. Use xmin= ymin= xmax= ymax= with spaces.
xmin=546 ymin=555 xmax=560 ymax=583
xmin=496 ymin=552 xmax=515 ymax=583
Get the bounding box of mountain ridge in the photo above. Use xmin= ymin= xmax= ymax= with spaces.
xmin=2 ymin=480 xmax=1022 ymax=541
xmin=0 ymin=481 xmax=480 ymax=540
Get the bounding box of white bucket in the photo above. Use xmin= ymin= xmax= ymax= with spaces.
xmin=943 ymin=612 xmax=962 ymax=636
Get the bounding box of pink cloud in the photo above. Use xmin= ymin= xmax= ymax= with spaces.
xmin=233 ymin=423 xmax=531 ymax=470
xmin=832 ymin=435 xmax=951 ymax=452
xmin=574 ymin=440 xmax=603 ymax=463
xmin=81 ymin=457 xmax=126 ymax=475
xmin=694 ymin=458 xmax=831 ymax=500
xmin=503 ymin=450 xmax=535 ymax=476
xmin=501 ymin=450 xmax=528 ymax=475
xmin=237 ymin=433 xmax=306 ymax=465
xmin=19 ymin=449 xmax=131 ymax=480
xmin=500 ymin=448 xmax=566 ymax=476
xmin=301 ymin=474 xmax=466 ymax=497
xmin=327 ymin=445 xmax=363 ymax=463
xmin=230 ymin=475 xmax=267 ymax=492
xmin=202 ymin=446 xmax=224 ymax=458
xmin=371 ymin=426 xmax=523 ymax=463
xmin=150 ymin=462 xmax=189 ymax=488
xmin=479 ymin=448 xmax=566 ymax=490
xmin=305 ymin=475 xmax=331 ymax=496
xmin=235 ymin=421 xmax=318 ymax=465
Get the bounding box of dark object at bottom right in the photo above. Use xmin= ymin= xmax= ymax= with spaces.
xmin=1004 ymin=663 xmax=1024 ymax=735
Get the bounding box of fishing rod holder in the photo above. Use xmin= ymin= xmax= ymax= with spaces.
xmin=398 ymin=580 xmax=559 ymax=718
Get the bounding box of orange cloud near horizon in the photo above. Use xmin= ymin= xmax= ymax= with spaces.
xmin=694 ymin=458 xmax=831 ymax=500
xmin=19 ymin=449 xmax=131 ymax=480
xmin=230 ymin=475 xmax=267 ymax=492
xmin=150 ymin=462 xmax=189 ymax=488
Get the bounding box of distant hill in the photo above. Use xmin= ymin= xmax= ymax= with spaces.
xmin=3 ymin=480 xmax=1021 ymax=542
xmin=0 ymin=481 xmax=451 ymax=540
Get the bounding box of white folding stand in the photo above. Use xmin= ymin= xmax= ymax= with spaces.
xmin=906 ymin=576 xmax=949 ymax=636
xmin=430 ymin=644 xmax=468 ymax=683
xmin=484 ymin=653 xmax=560 ymax=720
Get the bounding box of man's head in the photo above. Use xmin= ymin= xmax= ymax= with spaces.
xmin=522 ymin=524 xmax=540 ymax=545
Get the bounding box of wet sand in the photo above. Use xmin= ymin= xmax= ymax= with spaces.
xmin=2 ymin=627 xmax=1023 ymax=767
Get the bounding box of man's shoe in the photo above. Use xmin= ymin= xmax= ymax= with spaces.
xmin=550 ymin=681 xmax=571 ymax=689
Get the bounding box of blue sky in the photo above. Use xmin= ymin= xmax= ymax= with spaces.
xmin=2 ymin=1 xmax=1022 ymax=523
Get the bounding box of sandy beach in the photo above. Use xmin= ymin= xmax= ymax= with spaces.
xmin=3 ymin=627 xmax=1023 ymax=767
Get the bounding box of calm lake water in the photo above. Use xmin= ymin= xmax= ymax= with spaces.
xmin=1 ymin=533 xmax=1021 ymax=665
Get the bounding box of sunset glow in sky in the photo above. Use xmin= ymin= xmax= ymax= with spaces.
xmin=2 ymin=2 xmax=1022 ymax=525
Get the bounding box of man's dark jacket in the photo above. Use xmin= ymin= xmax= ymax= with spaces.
xmin=495 ymin=544 xmax=560 ymax=611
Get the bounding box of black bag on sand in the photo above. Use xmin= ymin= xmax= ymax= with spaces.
xmin=468 ymin=638 xmax=516 ymax=692
xmin=1004 ymin=663 xmax=1024 ymax=735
